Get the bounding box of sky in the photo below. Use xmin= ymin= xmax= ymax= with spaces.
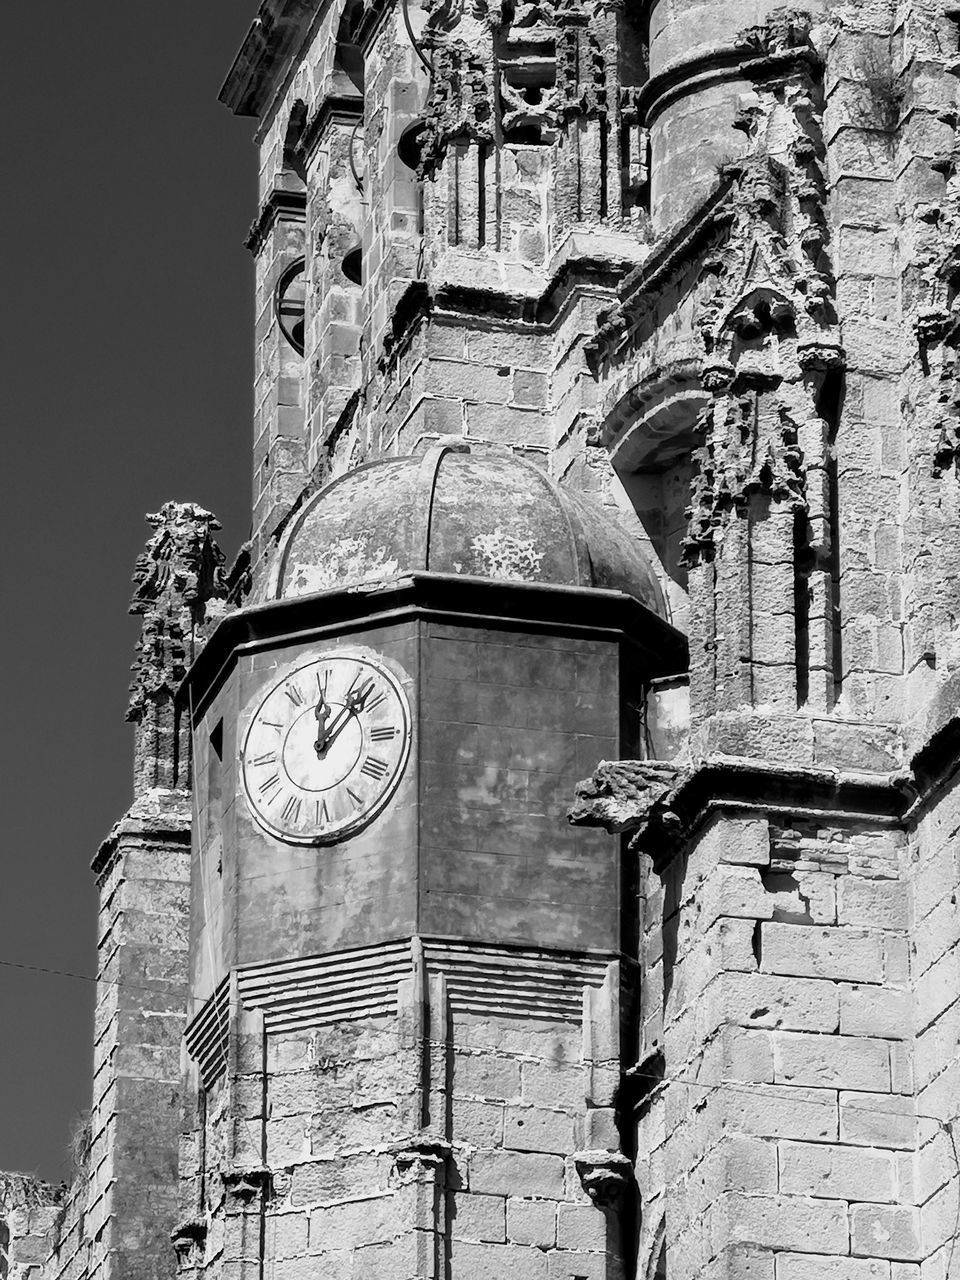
xmin=1 ymin=4 xmax=259 ymax=1181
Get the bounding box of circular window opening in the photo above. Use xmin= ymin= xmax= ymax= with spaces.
xmin=275 ymin=258 xmax=306 ymax=355
xmin=342 ymin=245 xmax=362 ymax=285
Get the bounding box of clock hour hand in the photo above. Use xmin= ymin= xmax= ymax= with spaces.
xmin=314 ymin=690 xmax=333 ymax=756
xmin=314 ymin=676 xmax=376 ymax=757
xmin=314 ymin=702 xmax=354 ymax=757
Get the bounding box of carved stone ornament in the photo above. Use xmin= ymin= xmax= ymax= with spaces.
xmin=390 ymin=1137 xmax=452 ymax=1185
xmin=572 ymin=1149 xmax=634 ymax=1207
xmin=223 ymin=1167 xmax=271 ymax=1207
xmin=171 ymin=1217 xmax=207 ymax=1268
xmin=683 ymin=399 xmax=807 ymax=565
xmin=417 ymin=0 xmax=612 ymax=175
xmin=734 ymin=7 xmax=813 ymax=58
xmin=569 ymin=760 xmax=682 ymax=837
xmin=127 ymin=502 xmax=229 ymax=723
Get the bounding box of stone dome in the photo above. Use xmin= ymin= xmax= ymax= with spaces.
xmin=270 ymin=439 xmax=666 ymax=617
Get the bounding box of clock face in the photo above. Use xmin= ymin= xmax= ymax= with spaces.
xmin=241 ymin=650 xmax=411 ymax=845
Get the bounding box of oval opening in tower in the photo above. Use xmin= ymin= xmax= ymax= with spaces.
xmin=341 ymin=245 xmax=362 ymax=285
xmin=275 ymin=257 xmax=306 ymax=355
xmin=397 ymin=121 xmax=426 ymax=172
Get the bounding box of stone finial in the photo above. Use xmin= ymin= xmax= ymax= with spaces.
xmin=127 ymin=502 xmax=229 ymax=794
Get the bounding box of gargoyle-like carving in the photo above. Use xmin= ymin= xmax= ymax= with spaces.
xmin=171 ymin=1218 xmax=206 ymax=1270
xmin=934 ymin=418 xmax=960 ymax=477
xmin=572 ymin=1150 xmax=634 ymax=1207
xmin=223 ymin=1167 xmax=271 ymax=1207
xmin=390 ymin=1138 xmax=451 ymax=1185
xmin=569 ymin=759 xmax=682 ymax=836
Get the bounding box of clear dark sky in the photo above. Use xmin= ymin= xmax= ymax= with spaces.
xmin=1 ymin=4 xmax=258 ymax=1180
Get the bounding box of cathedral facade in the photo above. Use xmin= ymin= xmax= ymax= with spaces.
xmin=5 ymin=0 xmax=960 ymax=1277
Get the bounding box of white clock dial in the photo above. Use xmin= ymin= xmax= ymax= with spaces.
xmin=241 ymin=650 xmax=411 ymax=845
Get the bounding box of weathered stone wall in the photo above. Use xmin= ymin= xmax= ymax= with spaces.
xmin=16 ymin=0 xmax=960 ymax=1276
xmin=910 ymin=770 xmax=960 ymax=1278
xmin=635 ymin=809 xmax=920 ymax=1276
xmin=4 ymin=801 xmax=192 ymax=1280
xmin=1 ymin=1177 xmax=65 ymax=1280
xmin=177 ymin=961 xmax=630 ymax=1279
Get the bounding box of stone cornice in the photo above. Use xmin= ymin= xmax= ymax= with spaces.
xmin=179 ymin=572 xmax=688 ymax=722
xmin=587 ymin=176 xmax=738 ymax=370
xmin=299 ymin=92 xmax=363 ymax=168
xmin=92 ymin=791 xmax=192 ymax=880
xmin=244 ymin=187 xmax=307 ymax=256
xmin=379 ymin=234 xmax=649 ymax=374
xmin=219 ymin=0 xmax=319 ymax=119
xmin=570 ymin=734 xmax=960 ymax=870
xmin=636 ymin=45 xmax=820 ymax=128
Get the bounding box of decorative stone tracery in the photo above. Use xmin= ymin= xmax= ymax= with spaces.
xmin=128 ymin=502 xmax=229 ymax=793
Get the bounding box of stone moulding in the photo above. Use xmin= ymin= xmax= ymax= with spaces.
xmin=636 ymin=43 xmax=820 ymax=129
xmin=587 ymin=176 xmax=739 ymax=370
xmin=90 ymin=793 xmax=192 ymax=882
xmin=184 ymin=937 xmax=619 ymax=1088
xmin=297 ymin=92 xmax=364 ymax=173
xmin=569 ymin=756 xmax=921 ymax=869
xmin=244 ymin=186 xmax=307 ymax=256
xmin=219 ymin=0 xmax=320 ymax=118
xmin=378 ymin=242 xmax=646 ymax=377
xmin=178 ymin=570 xmax=687 ymax=721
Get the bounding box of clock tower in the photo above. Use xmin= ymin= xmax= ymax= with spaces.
xmin=15 ymin=1 xmax=960 ymax=1278
xmin=175 ymin=439 xmax=684 ymax=1278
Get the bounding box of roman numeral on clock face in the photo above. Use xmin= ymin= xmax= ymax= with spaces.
xmin=280 ymin=795 xmax=302 ymax=823
xmin=259 ymin=773 xmax=281 ymax=798
xmin=370 ymin=726 xmax=397 ymax=742
xmin=315 ymin=798 xmax=331 ymax=826
xmin=251 ymin=751 xmax=277 ymax=766
xmin=285 ymin=683 xmax=305 ymax=706
xmin=360 ymin=756 xmax=389 ymax=781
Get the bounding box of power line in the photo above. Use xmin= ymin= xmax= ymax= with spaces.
xmin=1 ymin=954 xmax=958 ymax=1131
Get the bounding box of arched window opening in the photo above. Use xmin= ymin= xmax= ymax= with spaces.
xmin=398 ymin=121 xmax=427 ymax=235
xmin=333 ymin=0 xmax=365 ymax=96
xmin=275 ymin=258 xmax=306 ymax=354
xmin=341 ymin=244 xmax=362 ymax=286
xmin=282 ymin=100 xmax=308 ymax=187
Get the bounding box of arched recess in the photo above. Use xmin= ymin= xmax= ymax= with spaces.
xmin=603 ymin=375 xmax=709 ymax=598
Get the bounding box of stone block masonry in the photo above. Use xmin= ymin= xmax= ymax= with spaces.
xmin=16 ymin=0 xmax=960 ymax=1277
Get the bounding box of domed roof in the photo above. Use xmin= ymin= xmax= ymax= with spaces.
xmin=270 ymin=438 xmax=666 ymax=617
